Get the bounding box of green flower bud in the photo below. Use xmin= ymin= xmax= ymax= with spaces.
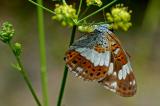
xmin=106 ymin=4 xmax=132 ymax=31
xmin=0 ymin=22 xmax=15 ymax=43
xmin=13 ymin=43 xmax=22 ymax=56
xmin=12 ymin=63 xmax=21 ymax=71
xmin=78 ymin=25 xmax=95 ymax=33
xmin=86 ymin=0 xmax=102 ymax=7
xmin=52 ymin=3 xmax=78 ymax=27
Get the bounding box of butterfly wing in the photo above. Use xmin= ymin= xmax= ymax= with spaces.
xmin=65 ymin=27 xmax=137 ymax=97
xmin=98 ymin=32 xmax=137 ymax=97
xmin=65 ymin=32 xmax=111 ymax=81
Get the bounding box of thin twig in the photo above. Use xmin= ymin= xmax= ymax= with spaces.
xmin=29 ymin=0 xmax=56 ymax=14
xmin=8 ymin=42 xmax=42 ymax=106
xmin=57 ymin=26 xmax=77 ymax=106
xmin=78 ymin=0 xmax=117 ymax=23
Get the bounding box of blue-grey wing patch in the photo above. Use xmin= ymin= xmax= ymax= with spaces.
xmin=69 ymin=31 xmax=109 ymax=50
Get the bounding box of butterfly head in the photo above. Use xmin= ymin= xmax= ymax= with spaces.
xmin=94 ymin=24 xmax=112 ymax=34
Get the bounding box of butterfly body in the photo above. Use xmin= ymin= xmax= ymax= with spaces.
xmin=65 ymin=25 xmax=137 ymax=97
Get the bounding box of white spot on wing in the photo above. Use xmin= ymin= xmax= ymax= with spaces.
xmin=122 ymin=63 xmax=132 ymax=79
xmin=125 ymin=63 xmax=130 ymax=74
xmin=72 ymin=71 xmax=78 ymax=77
xmin=84 ymin=49 xmax=92 ymax=60
xmin=133 ymin=80 xmax=136 ymax=85
xmin=67 ymin=65 xmax=72 ymax=71
xmin=92 ymin=52 xmax=100 ymax=66
xmin=94 ymin=51 xmax=110 ymax=67
xmin=122 ymin=67 xmax=127 ymax=80
xmin=99 ymin=53 xmax=106 ymax=66
xmin=128 ymin=62 xmax=133 ymax=71
xmin=104 ymin=51 xmax=110 ymax=66
xmin=99 ymin=51 xmax=110 ymax=66
xmin=89 ymin=49 xmax=96 ymax=64
xmin=78 ymin=48 xmax=96 ymax=65
xmin=76 ymin=67 xmax=83 ymax=73
xmin=114 ymin=48 xmax=120 ymax=54
xmin=94 ymin=52 xmax=101 ymax=66
xmin=108 ymin=63 xmax=113 ymax=75
xmin=113 ymin=72 xmax=117 ymax=76
xmin=111 ymin=82 xmax=117 ymax=89
xmin=76 ymin=48 xmax=110 ymax=67
xmin=82 ymin=71 xmax=86 ymax=74
xmin=118 ymin=69 xmax=123 ymax=80
xmin=130 ymin=81 xmax=132 ymax=85
xmin=102 ymin=81 xmax=117 ymax=92
xmin=104 ymin=86 xmax=116 ymax=92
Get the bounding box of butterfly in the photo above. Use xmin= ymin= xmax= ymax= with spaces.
xmin=64 ymin=24 xmax=137 ymax=97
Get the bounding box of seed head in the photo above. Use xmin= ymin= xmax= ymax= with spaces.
xmin=0 ymin=22 xmax=15 ymax=43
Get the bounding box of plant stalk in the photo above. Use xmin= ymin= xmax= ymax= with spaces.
xmin=57 ymin=26 xmax=77 ymax=106
xmin=8 ymin=42 xmax=42 ymax=106
xmin=36 ymin=0 xmax=49 ymax=106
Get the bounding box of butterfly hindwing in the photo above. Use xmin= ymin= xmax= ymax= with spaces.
xmin=98 ymin=32 xmax=137 ymax=97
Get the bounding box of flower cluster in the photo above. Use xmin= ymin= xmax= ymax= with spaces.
xmin=0 ymin=22 xmax=22 ymax=56
xmin=0 ymin=22 xmax=15 ymax=43
xmin=106 ymin=4 xmax=132 ymax=31
xmin=78 ymin=25 xmax=95 ymax=32
xmin=52 ymin=3 xmax=78 ymax=26
xmin=86 ymin=0 xmax=102 ymax=7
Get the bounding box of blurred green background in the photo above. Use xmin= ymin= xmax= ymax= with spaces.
xmin=0 ymin=0 xmax=160 ymax=106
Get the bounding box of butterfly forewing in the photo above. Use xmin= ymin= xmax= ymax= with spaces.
xmin=65 ymin=31 xmax=111 ymax=81
xmin=66 ymin=50 xmax=109 ymax=80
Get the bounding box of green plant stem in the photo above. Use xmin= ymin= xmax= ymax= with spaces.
xmin=78 ymin=0 xmax=117 ymax=23
xmin=8 ymin=42 xmax=42 ymax=106
xmin=36 ymin=0 xmax=49 ymax=106
xmin=77 ymin=0 xmax=83 ymax=16
xmin=29 ymin=0 xmax=56 ymax=14
xmin=57 ymin=26 xmax=77 ymax=106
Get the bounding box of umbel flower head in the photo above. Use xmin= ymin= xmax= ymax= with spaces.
xmin=106 ymin=4 xmax=132 ymax=31
xmin=52 ymin=3 xmax=78 ymax=27
xmin=0 ymin=22 xmax=15 ymax=43
xmin=86 ymin=0 xmax=102 ymax=7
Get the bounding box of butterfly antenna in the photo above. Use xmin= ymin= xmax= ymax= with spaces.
xmin=103 ymin=9 xmax=107 ymax=23
xmin=79 ymin=7 xmax=90 ymax=19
